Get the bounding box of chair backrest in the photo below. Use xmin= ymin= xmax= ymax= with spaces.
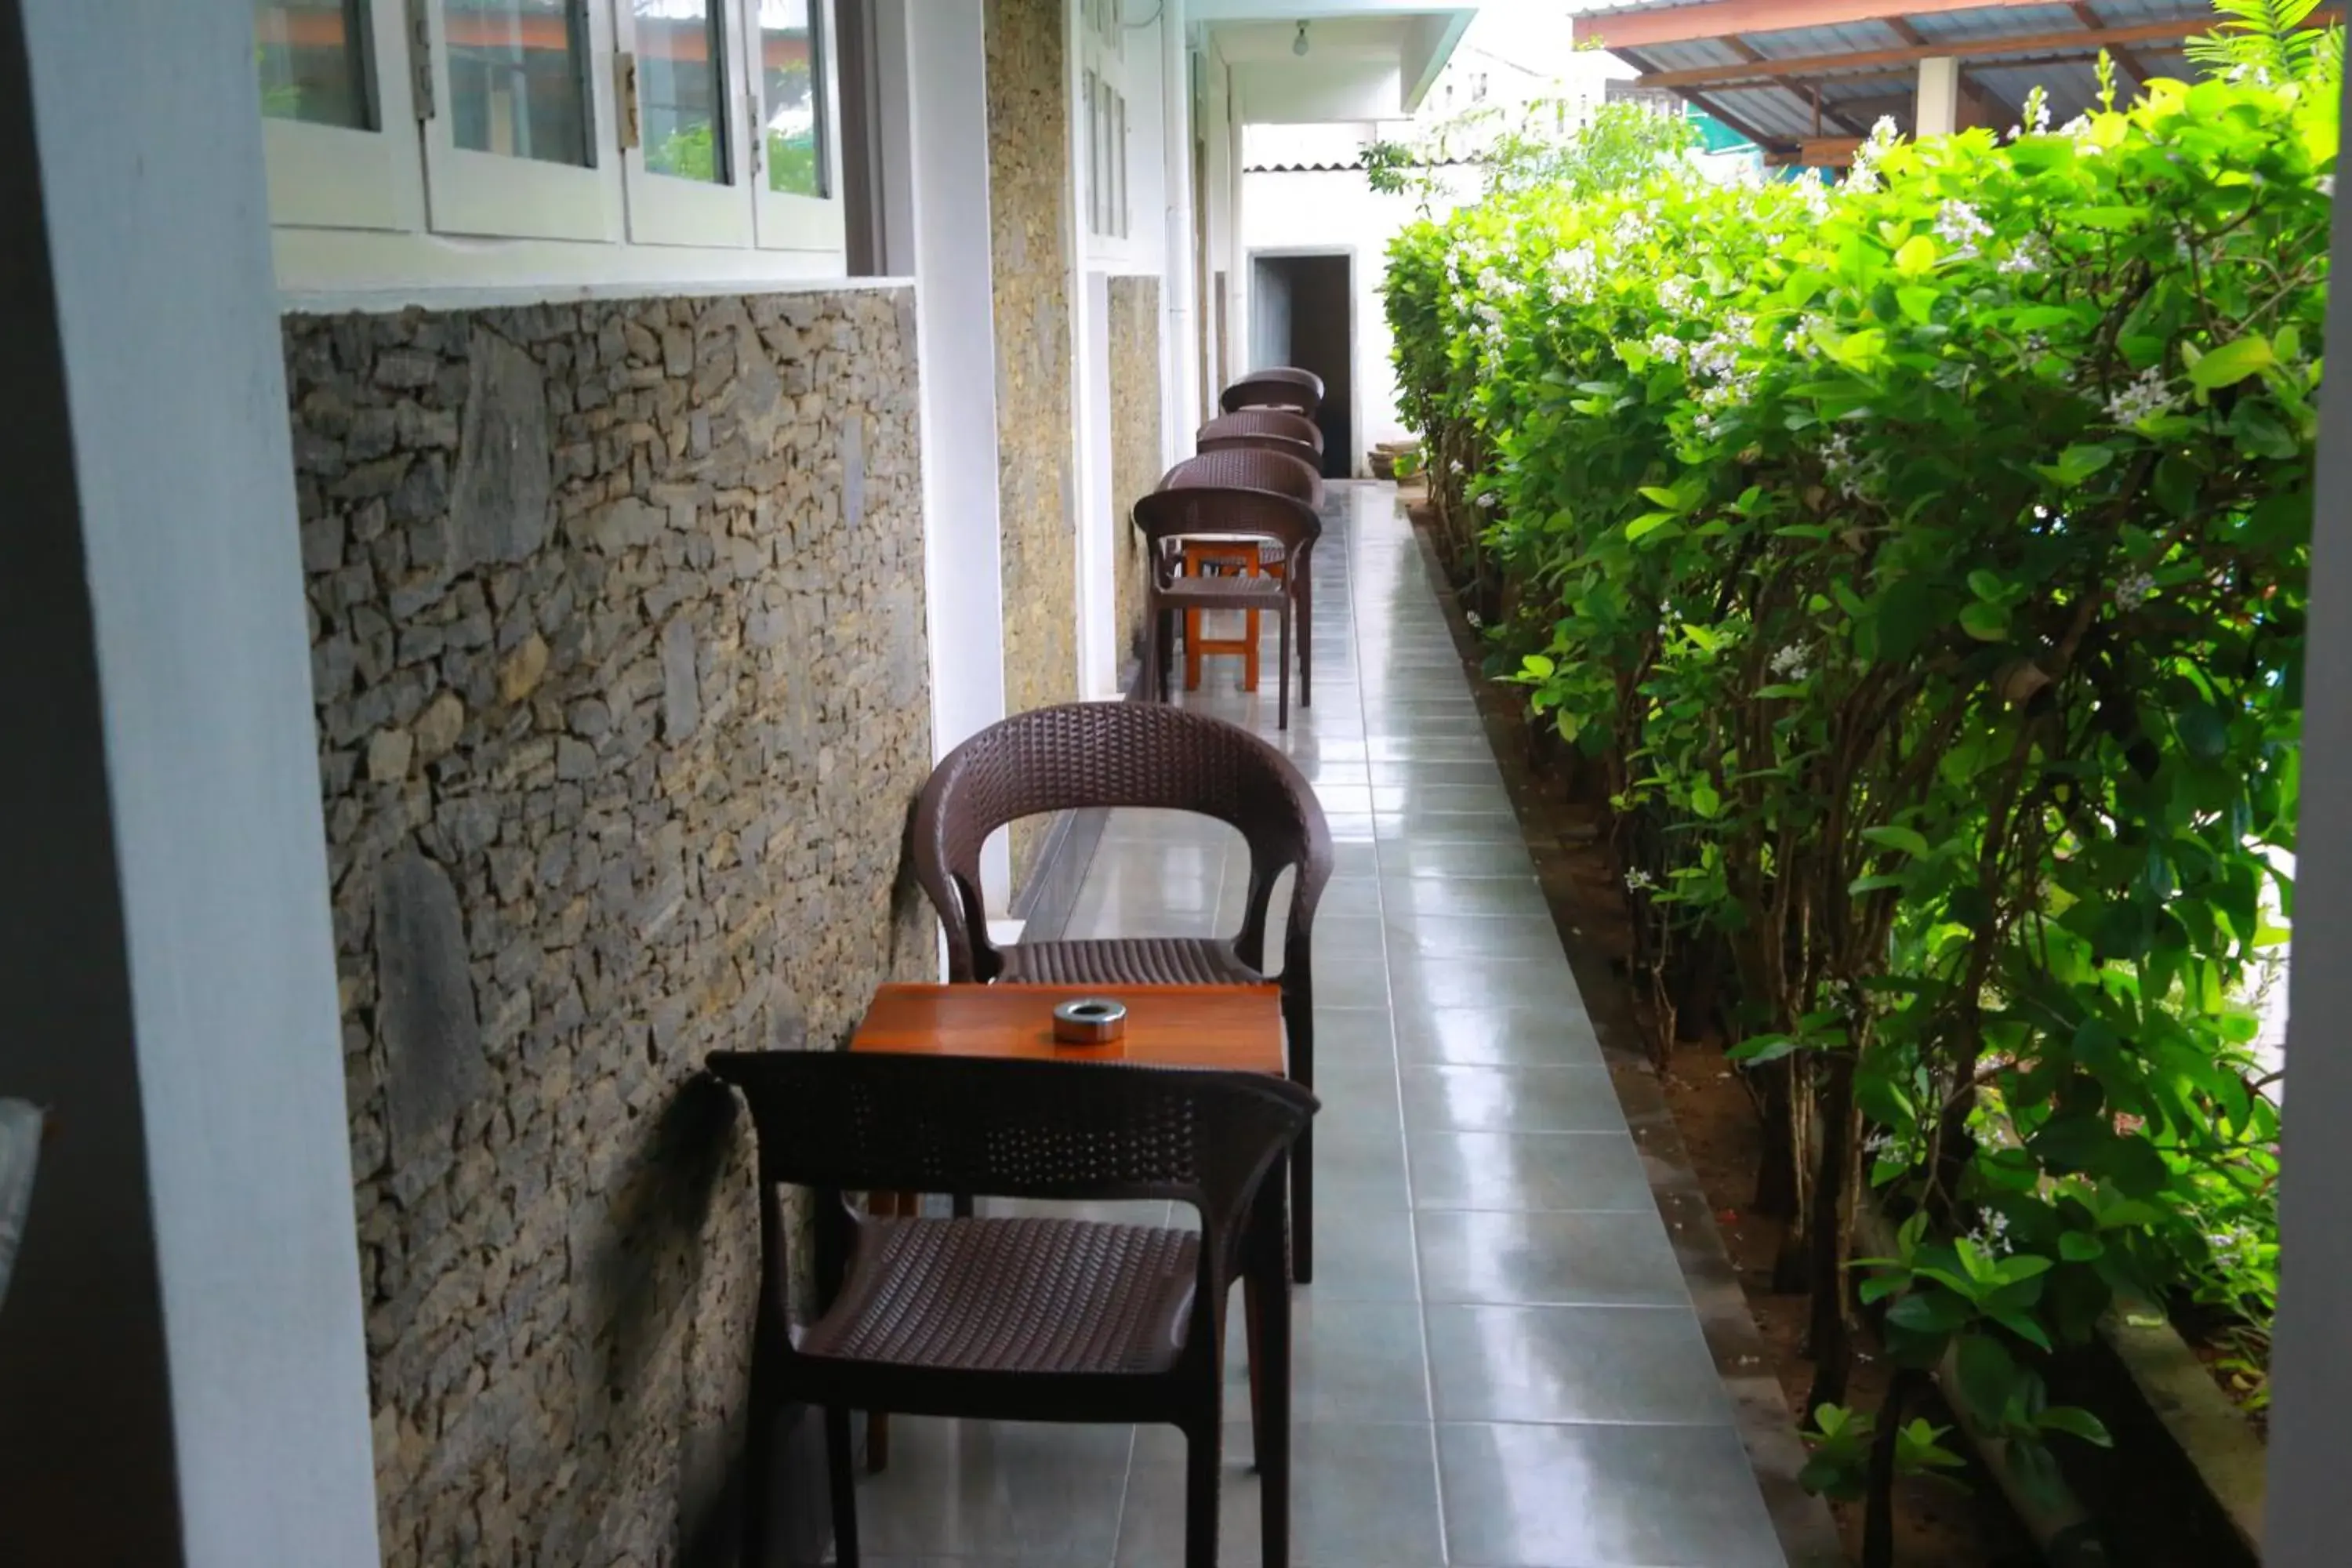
xmin=912 ymin=702 xmax=1334 ymax=982
xmin=1198 ymin=431 xmax=1319 ymax=467
xmin=1200 ymin=409 xmax=1323 ymax=454
xmin=1131 ymin=486 xmax=1319 ymax=568
xmin=1159 ymin=447 xmax=1322 ymax=510
xmin=1221 ymin=368 xmax=1323 ymax=416
xmin=713 ymin=1050 xmax=1314 ymax=1237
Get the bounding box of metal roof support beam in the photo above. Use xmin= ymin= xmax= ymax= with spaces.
xmin=1635 ymin=9 xmax=2340 ymax=91
xmin=1574 ymin=0 xmax=2051 ymax=53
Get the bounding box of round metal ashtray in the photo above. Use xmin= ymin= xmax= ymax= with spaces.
xmin=1051 ymin=996 xmax=1129 ymax=1045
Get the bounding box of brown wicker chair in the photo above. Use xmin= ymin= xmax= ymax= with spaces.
xmin=709 ymin=1050 xmax=1316 ymax=1568
xmin=1198 ymin=410 xmax=1323 ymax=468
xmin=1158 ymin=448 xmax=1324 ymax=714
xmin=1221 ymin=366 xmax=1325 ymax=415
xmin=1138 ymin=483 xmax=1319 ymax=730
xmin=911 ymin=702 xmax=1334 ymax=1280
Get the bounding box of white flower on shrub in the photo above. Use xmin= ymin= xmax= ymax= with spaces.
xmin=1476 ymin=490 xmax=1497 ymax=509
xmin=1647 ymin=332 xmax=1686 ymax=364
xmin=1694 ymin=411 xmax=1730 ymax=441
xmin=1820 ymin=428 xmax=1878 ymax=501
xmin=1769 ymin=644 xmax=1812 ymax=682
xmin=1795 ymin=169 xmax=1832 ymax=221
xmin=1449 ymin=459 xmax=1464 ymax=475
xmin=2106 ymin=366 xmax=2179 ymax=428
xmin=2321 ymin=174 xmax=2336 ymax=198
xmin=1548 ymin=244 xmax=1599 ymax=304
xmin=1465 ymin=609 xmax=1484 ymax=628
xmin=1657 ymin=275 xmax=1695 ymax=312
xmin=1624 ymin=867 xmax=1657 ymax=892
xmin=1998 ymin=234 xmax=2051 ymax=275
xmin=1613 ymin=212 xmax=1652 ymax=249
xmin=1934 ymin=199 xmax=1992 ymax=253
xmin=1967 ymin=1210 xmax=2016 ymax=1257
xmin=2114 ymin=569 xmax=2157 ymax=610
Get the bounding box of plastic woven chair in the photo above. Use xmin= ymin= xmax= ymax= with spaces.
xmin=1137 ymin=484 xmax=1319 ymax=730
xmin=708 ymin=1050 xmax=1317 ymax=1568
xmin=1198 ymin=410 xmax=1323 ymax=468
xmin=1157 ymin=448 xmax=1324 ymax=715
xmin=1221 ymin=366 xmax=1324 ymax=416
xmin=1200 ymin=408 xmax=1323 ymax=455
xmin=911 ymin=702 xmax=1334 ymax=1279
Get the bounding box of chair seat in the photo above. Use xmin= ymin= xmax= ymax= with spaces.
xmin=1159 ymin=574 xmax=1289 ymax=608
xmin=802 ymin=1217 xmax=1200 ymax=1375
xmin=1000 ymin=936 xmax=1264 ymax=987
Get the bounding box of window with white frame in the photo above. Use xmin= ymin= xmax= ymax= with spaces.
xmin=252 ymin=0 xmax=844 ymax=258
xmin=1079 ymin=0 xmax=1127 ymax=241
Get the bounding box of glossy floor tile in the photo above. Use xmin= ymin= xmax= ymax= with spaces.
xmin=846 ymin=484 xmax=1784 ymax=1566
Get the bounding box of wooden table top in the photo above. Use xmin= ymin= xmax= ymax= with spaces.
xmin=851 ymin=983 xmax=1285 ymax=1074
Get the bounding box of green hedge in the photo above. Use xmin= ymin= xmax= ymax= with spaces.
xmin=1389 ymin=60 xmax=2329 ymax=1512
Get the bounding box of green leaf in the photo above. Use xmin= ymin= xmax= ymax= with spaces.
xmin=2053 ymin=443 xmax=2117 ymax=486
xmin=2059 ymin=1231 xmax=2106 ymax=1262
xmin=1992 ymin=1311 xmax=2055 ymax=1352
xmin=1960 ymin=601 xmax=2010 ymax=641
xmin=2190 ymin=334 xmax=2277 ymax=390
xmin=1896 ymin=285 xmax=1939 ymax=325
xmin=1625 ymin=512 xmax=1679 ymax=543
xmin=2037 ymin=1406 xmax=2114 ymax=1447
xmin=1967 ymin=569 xmax=2005 ymax=602
xmin=2177 ymin=699 xmax=2229 ymax=761
xmin=1728 ymin=1033 xmax=1803 ymax=1065
xmin=1955 ymin=1333 xmax=2024 ymax=1425
xmin=1862 ymin=825 xmax=1933 ymax=858
xmin=1690 ymin=777 xmax=1723 ymax=818
xmin=1896 ymin=234 xmax=1940 ymax=276
xmin=1520 ymin=653 xmax=1556 ymax=679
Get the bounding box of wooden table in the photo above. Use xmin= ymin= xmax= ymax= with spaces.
xmin=849 ymin=980 xmax=1293 ymax=1515
xmin=852 ymin=981 xmax=1285 ymax=1073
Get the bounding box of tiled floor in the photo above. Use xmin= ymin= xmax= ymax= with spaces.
xmin=851 ymin=484 xmax=1787 ymax=1566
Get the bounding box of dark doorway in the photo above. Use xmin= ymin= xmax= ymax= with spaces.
xmin=1249 ymin=252 xmax=1351 ymax=479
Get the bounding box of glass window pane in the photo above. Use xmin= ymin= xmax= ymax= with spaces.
xmin=636 ymin=0 xmax=728 ymax=183
xmin=448 ymin=0 xmax=593 ymax=167
xmin=255 ymin=1 xmax=375 ymax=130
xmin=759 ymin=0 xmax=829 ymax=198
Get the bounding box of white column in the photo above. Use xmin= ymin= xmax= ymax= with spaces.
xmin=0 ymin=2 xmax=379 ymax=1563
xmin=1160 ymin=0 xmax=1200 ymax=467
xmin=1915 ymin=56 xmax=1962 ymax=137
xmin=2267 ymin=60 xmax=2352 ymax=1563
xmin=880 ymin=0 xmax=1015 ymax=909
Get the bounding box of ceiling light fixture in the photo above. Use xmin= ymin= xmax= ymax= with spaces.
xmin=1293 ymin=21 xmax=1309 ymax=56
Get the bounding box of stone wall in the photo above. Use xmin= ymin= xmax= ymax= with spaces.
xmin=286 ymin=288 xmax=937 ymax=1566
xmin=986 ymin=0 xmax=1076 ymax=884
xmin=1107 ymin=276 xmax=1163 ymax=677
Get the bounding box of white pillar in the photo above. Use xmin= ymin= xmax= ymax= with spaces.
xmin=1915 ymin=56 xmax=1962 ymax=137
xmin=1160 ymin=0 xmax=1200 ymax=467
xmin=2266 ymin=59 xmax=2352 ymax=1563
xmin=0 ymin=2 xmax=379 ymax=1563
xmin=879 ymin=0 xmax=1014 ymax=909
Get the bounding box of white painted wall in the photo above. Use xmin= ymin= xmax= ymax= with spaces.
xmin=1241 ymin=162 xmax=1479 ymax=453
xmin=11 ymin=1 xmax=381 ymax=1560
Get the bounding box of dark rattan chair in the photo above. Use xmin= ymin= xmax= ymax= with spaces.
xmin=1221 ymin=366 xmax=1324 ymax=416
xmin=911 ymin=702 xmax=1334 ymax=1279
xmin=1138 ymin=482 xmax=1319 ymax=730
xmin=709 ymin=1050 xmax=1316 ymax=1568
xmin=1198 ymin=410 xmax=1323 ymax=468
xmin=1159 ymin=448 xmax=1324 ymax=715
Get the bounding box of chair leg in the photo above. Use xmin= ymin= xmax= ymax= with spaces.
xmin=1285 ymin=987 xmax=1315 ymax=1283
xmin=1243 ymin=1272 xmax=1265 ymax=1465
xmin=1254 ymin=1178 xmax=1294 ymax=1568
xmin=742 ymin=1383 xmax=775 ymax=1568
xmin=1298 ymin=572 xmax=1313 ymax=710
xmin=1185 ymin=603 xmax=1204 ymax=691
xmin=1275 ymin=602 xmax=1291 ymax=731
xmin=1185 ymin=1412 xmax=1225 ymax=1568
xmin=826 ymin=1405 xmax=861 ymax=1568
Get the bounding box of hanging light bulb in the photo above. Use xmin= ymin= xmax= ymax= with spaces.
xmin=1293 ymin=21 xmax=1309 ymax=56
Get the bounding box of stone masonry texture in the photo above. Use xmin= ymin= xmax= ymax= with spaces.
xmin=987 ymin=0 xmax=1078 ymax=886
xmin=285 ymin=288 xmax=937 ymax=1566
xmin=1107 ymin=276 xmax=1163 ymax=675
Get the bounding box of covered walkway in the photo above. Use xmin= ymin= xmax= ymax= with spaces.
xmin=852 ymin=485 xmax=1787 ymax=1566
